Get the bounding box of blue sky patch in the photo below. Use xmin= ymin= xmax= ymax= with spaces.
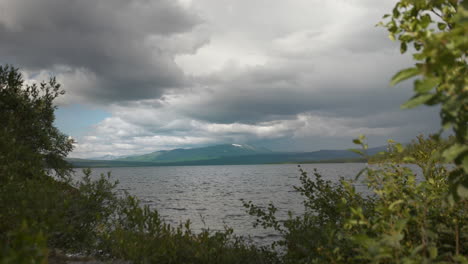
xmin=55 ymin=104 xmax=110 ymax=138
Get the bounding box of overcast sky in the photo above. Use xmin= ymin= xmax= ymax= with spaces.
xmin=0 ymin=0 xmax=440 ymax=158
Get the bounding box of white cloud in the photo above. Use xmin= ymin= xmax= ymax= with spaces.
xmin=71 ymin=105 xmax=407 ymax=158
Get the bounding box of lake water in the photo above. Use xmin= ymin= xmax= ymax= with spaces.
xmin=73 ymin=163 xmax=367 ymax=244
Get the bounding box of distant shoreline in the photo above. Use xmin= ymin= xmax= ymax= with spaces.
xmin=68 ymin=157 xmax=368 ymax=168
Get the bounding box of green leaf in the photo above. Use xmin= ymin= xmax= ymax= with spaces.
xmin=413 ymin=52 xmax=426 ymax=60
xmin=429 ymin=246 xmax=438 ymax=259
xmin=349 ymin=149 xmax=363 ymax=156
xmin=414 ymin=78 xmax=439 ymax=93
xmin=457 ymin=184 xmax=468 ymax=199
xmin=462 ymin=155 xmax=468 ymax=173
xmin=395 ymin=143 xmax=404 ymax=153
xmin=392 ymin=6 xmax=400 ymax=17
xmin=442 ymin=144 xmax=468 ymax=162
xmin=389 ymin=200 xmax=404 ymax=210
xmin=403 ymin=156 xmax=416 ymax=163
xmin=414 ymin=42 xmax=422 ymax=51
xmin=401 ymin=93 xmax=436 ymax=109
xmin=353 ymin=135 xmax=365 ymax=145
xmin=400 ymin=42 xmax=407 ymax=53
xmin=354 ymin=167 xmax=367 ymax=181
xmin=411 ymin=244 xmax=425 ymax=255
xmin=391 ymin=67 xmax=420 ymax=86
xmin=420 ymin=14 xmax=432 ymax=28
xmin=437 ymin=22 xmax=447 ymax=30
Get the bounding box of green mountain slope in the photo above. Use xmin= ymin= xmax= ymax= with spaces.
xmin=116 ymin=144 xmax=272 ymax=163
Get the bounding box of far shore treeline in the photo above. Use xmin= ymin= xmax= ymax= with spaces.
xmin=1 ymin=0 xmax=467 ymax=263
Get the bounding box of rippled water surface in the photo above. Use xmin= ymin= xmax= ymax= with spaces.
xmin=74 ymin=163 xmax=367 ymax=243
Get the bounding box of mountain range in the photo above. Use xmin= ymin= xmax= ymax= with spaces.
xmin=68 ymin=143 xmax=385 ymax=168
xmin=114 ymin=144 xmax=271 ymax=162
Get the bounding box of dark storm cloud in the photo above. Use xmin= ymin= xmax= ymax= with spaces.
xmin=162 ymin=35 xmax=439 ymax=137
xmin=0 ymin=0 xmax=202 ymax=102
xmin=170 ymin=55 xmax=414 ymax=126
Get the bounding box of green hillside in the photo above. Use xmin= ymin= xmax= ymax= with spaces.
xmin=116 ymin=144 xmax=272 ymax=163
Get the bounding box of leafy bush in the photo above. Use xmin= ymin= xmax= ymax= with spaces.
xmin=99 ymin=195 xmax=278 ymax=264
xmin=369 ymin=134 xmax=452 ymax=165
xmin=0 ymin=65 xmax=73 ymax=182
xmin=245 ymin=136 xmax=467 ymax=263
xmin=379 ymin=0 xmax=468 ymax=200
xmin=1 ymin=222 xmax=48 ymax=264
xmin=0 ymin=169 xmax=118 ymax=253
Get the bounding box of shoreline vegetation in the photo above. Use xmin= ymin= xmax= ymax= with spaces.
xmin=1 ymin=1 xmax=467 ymax=263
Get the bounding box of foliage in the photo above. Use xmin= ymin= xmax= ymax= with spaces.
xmin=0 ymin=65 xmax=73 ymax=181
xmin=0 ymin=169 xmax=119 ymax=253
xmin=1 ymin=222 xmax=48 ymax=264
xmin=245 ymin=135 xmax=468 ymax=263
xmin=349 ymin=137 xmax=467 ymax=263
xmin=243 ymin=167 xmax=374 ymax=263
xmin=379 ymin=0 xmax=468 ymax=199
xmin=100 ymin=196 xmax=277 ymax=264
xmin=369 ymin=134 xmax=452 ymax=166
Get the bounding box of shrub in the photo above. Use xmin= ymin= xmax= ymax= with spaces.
xmin=1 ymin=222 xmax=48 ymax=264
xmin=245 ymin=136 xmax=468 ymax=263
xmin=380 ymin=0 xmax=468 ymax=200
xmin=0 ymin=65 xmax=73 ymax=182
xmin=99 ymin=195 xmax=278 ymax=264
